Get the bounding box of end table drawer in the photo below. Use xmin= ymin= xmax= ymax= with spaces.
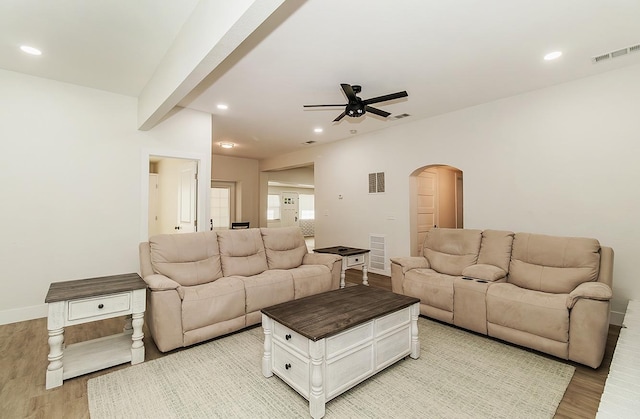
xmin=346 ymin=255 xmax=364 ymax=266
xmin=68 ymin=293 xmax=131 ymax=321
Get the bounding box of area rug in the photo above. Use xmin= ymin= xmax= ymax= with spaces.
xmin=88 ymin=318 xmax=574 ymax=418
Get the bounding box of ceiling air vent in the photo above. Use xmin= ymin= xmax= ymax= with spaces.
xmin=391 ymin=113 xmax=411 ymax=120
xmin=592 ymin=43 xmax=640 ymax=63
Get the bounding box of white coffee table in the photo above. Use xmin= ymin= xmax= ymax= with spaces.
xmin=261 ymin=285 xmax=420 ymax=418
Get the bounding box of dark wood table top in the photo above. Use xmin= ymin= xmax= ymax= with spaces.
xmin=261 ymin=285 xmax=419 ymax=341
xmin=313 ymin=246 xmax=370 ymax=256
xmin=45 ymin=273 xmax=146 ymax=303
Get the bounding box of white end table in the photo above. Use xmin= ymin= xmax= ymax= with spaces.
xmin=44 ymin=273 xmax=146 ymax=389
xmin=313 ymin=246 xmax=370 ymax=288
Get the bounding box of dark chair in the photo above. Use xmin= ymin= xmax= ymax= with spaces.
xmin=231 ymin=222 xmax=250 ymax=229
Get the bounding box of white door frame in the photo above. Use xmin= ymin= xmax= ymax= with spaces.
xmin=140 ymin=149 xmax=210 ymax=241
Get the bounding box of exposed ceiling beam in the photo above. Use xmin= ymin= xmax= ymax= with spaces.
xmin=137 ymin=0 xmax=286 ymax=131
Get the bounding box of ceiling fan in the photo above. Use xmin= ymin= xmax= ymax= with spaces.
xmin=304 ymin=83 xmax=408 ymax=122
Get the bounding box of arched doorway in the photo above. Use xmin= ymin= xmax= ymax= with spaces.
xmin=409 ymin=165 xmax=463 ymax=256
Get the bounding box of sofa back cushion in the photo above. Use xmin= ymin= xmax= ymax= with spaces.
xmin=260 ymin=227 xmax=308 ymax=269
xmin=217 ymin=228 xmax=268 ymax=277
xmin=149 ymin=231 xmax=223 ymax=286
xmin=422 ymin=228 xmax=482 ymax=276
xmin=508 ymin=233 xmax=601 ymax=293
xmin=477 ymin=230 xmax=514 ymax=272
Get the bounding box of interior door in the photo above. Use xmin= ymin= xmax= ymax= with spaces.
xmin=280 ymin=192 xmax=299 ymax=227
xmin=416 ymin=169 xmax=437 ymax=255
xmin=177 ymin=160 xmax=198 ymax=233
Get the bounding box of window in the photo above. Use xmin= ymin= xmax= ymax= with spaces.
xmin=267 ymin=194 xmax=280 ymax=220
xmin=211 ymin=187 xmax=230 ymax=229
xmin=299 ymin=194 xmax=315 ymax=220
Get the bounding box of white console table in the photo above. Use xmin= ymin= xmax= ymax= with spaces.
xmin=44 ymin=273 xmax=146 ymax=389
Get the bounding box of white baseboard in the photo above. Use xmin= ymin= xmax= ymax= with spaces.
xmin=610 ymin=310 xmax=625 ymax=326
xmin=0 ymin=304 xmax=47 ymax=326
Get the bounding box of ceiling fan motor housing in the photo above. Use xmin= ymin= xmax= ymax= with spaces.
xmin=346 ymin=98 xmax=366 ymax=117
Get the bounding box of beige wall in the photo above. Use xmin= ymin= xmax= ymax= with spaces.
xmin=212 ymin=154 xmax=260 ymax=227
xmin=0 ymin=69 xmax=212 ymax=324
xmin=260 ymin=63 xmax=640 ymax=324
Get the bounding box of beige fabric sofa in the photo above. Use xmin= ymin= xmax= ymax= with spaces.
xmin=139 ymin=227 xmax=342 ymax=352
xmin=391 ymin=228 xmax=614 ymax=368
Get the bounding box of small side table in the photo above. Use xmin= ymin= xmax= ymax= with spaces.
xmin=44 ymin=273 xmax=147 ymax=389
xmin=313 ymin=246 xmax=370 ymax=288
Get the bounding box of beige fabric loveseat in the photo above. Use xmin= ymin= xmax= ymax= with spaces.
xmin=391 ymin=228 xmax=614 ymax=368
xmin=139 ymin=227 xmax=342 ymax=352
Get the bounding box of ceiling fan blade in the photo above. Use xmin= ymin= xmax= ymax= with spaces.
xmin=303 ymin=104 xmax=346 ymax=108
xmin=333 ymin=111 xmax=347 ymax=122
xmin=363 ymin=91 xmax=408 ymax=105
xmin=365 ymin=106 xmax=391 ymax=118
xmin=340 ymin=84 xmax=358 ymax=102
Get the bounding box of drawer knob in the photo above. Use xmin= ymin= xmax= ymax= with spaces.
xmin=98 ymin=304 xmax=104 ymax=309
xmin=285 ymin=334 xmax=291 ymax=340
xmin=285 ymin=363 xmax=291 ymax=370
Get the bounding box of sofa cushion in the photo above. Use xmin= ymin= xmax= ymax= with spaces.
xmin=260 ymin=227 xmax=308 ymax=270
xmin=477 ymin=230 xmax=514 ymax=272
xmin=149 ymin=231 xmax=223 ymax=287
xmin=217 ymin=228 xmax=268 ymax=277
xmin=241 ymin=271 xmax=294 ymax=313
xmin=404 ymin=268 xmax=454 ymax=312
xmin=487 ymin=283 xmax=569 ymax=343
xmin=422 ymin=228 xmax=482 ymax=276
xmin=179 ymin=276 xmax=245 ymax=333
xmin=508 ymin=233 xmax=601 ymax=293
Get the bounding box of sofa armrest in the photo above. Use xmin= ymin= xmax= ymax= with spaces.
xmin=390 ymin=256 xmax=429 ymax=273
xmin=303 ymin=252 xmax=342 ymax=269
xmin=143 ymin=274 xmax=180 ymax=291
xmin=567 ymin=282 xmax=612 ymax=309
xmin=461 ymin=264 xmax=507 ymax=282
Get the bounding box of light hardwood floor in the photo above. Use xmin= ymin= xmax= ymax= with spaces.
xmin=0 ymin=270 xmax=619 ymax=418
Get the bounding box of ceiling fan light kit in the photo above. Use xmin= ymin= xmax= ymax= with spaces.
xmin=304 ymin=83 xmax=408 ymax=122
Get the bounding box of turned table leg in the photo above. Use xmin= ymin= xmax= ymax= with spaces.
xmin=46 ymin=301 xmax=65 ymax=389
xmin=262 ymin=314 xmax=273 ymax=377
xmin=410 ymin=302 xmax=420 ymax=359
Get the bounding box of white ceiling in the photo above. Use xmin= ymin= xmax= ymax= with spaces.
xmin=2 ymin=1 xmax=640 ymax=160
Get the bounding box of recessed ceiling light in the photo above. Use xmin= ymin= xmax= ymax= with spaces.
xmin=217 ymin=104 xmax=229 ymax=110
xmin=313 ymin=128 xmax=323 ymax=133
xmin=544 ymin=51 xmax=562 ymax=61
xmin=220 ymin=142 xmax=234 ymax=149
xmin=20 ymin=45 xmax=42 ymax=56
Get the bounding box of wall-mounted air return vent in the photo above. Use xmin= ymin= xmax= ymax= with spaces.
xmin=592 ymin=43 xmax=640 ymax=63
xmin=368 ymin=172 xmax=385 ymax=193
xmin=369 ymin=234 xmax=387 ymax=273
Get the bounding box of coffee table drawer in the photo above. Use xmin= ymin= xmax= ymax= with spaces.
xmin=273 ymin=342 xmax=310 ymax=397
xmin=273 ymin=322 xmax=308 ymax=356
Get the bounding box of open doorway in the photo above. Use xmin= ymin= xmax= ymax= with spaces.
xmin=148 ymin=156 xmax=199 ymax=237
xmin=409 ymin=165 xmax=463 ymax=256
xmin=264 ymin=164 xmax=315 ymax=250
